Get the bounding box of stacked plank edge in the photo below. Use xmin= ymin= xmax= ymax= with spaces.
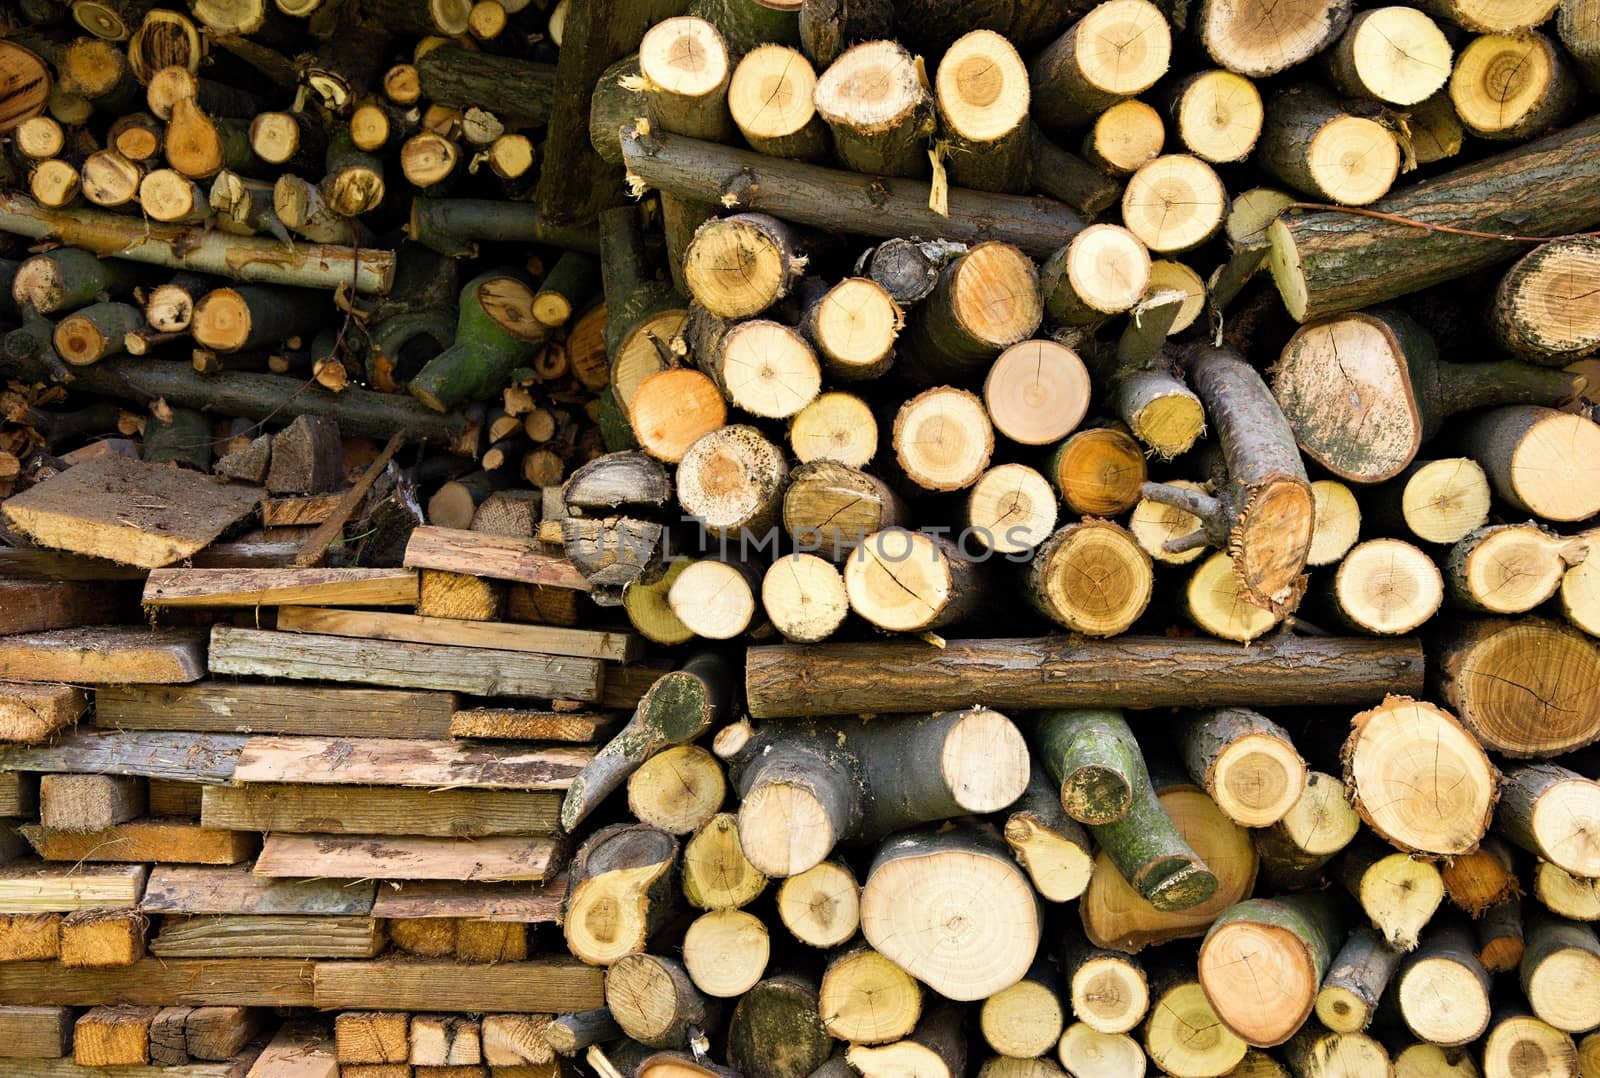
xmin=2 ymin=0 xmax=1600 ymax=1075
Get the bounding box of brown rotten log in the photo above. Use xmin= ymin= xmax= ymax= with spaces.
xmin=619 ymin=124 xmax=1085 ymax=257
xmin=1140 ymin=343 xmax=1314 ymax=612
xmin=744 ymin=634 xmax=1423 ymax=717
xmin=1271 ymin=307 xmax=1583 ymax=484
xmin=1267 ymin=112 xmax=1600 ymax=322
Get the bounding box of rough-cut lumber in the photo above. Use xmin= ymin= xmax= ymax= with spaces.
xmin=1268 ymin=113 xmax=1600 ymax=322
xmin=255 ymin=833 xmax=559 ymax=882
xmin=0 ymin=863 xmax=147 ymax=913
xmin=336 ymin=1012 xmax=410 ymax=1064
xmin=96 ymin=684 xmax=456 ymax=739
xmin=403 ymin=527 xmax=590 ymax=590
xmin=0 ymin=913 xmax=61 ymax=961
xmin=744 ymin=635 xmax=1423 ymax=717
xmin=274 ymin=607 xmax=639 ymax=662
xmin=448 ymin=709 xmax=617 ymax=743
xmin=0 ymin=958 xmax=314 ymax=1007
xmin=619 ymin=124 xmax=1082 ymax=257
xmin=0 ymin=1006 xmax=75 ymax=1059
xmin=312 ymin=958 xmax=603 ymax=1013
xmin=201 ymin=783 xmax=559 ymax=837
xmin=60 ymin=908 xmax=147 ymax=968
xmin=0 ymin=773 xmax=39 ymax=816
xmin=0 ymin=629 xmax=203 ymax=686
xmin=2 ymin=457 xmax=261 ymax=570
xmin=248 ymin=1023 xmax=336 ymax=1078
xmin=0 ymin=580 xmax=120 ymax=636
xmin=0 ymin=684 xmax=87 ymax=744
xmin=20 ymin=820 xmax=257 ymax=865
xmin=1 ymin=731 xmax=244 ymax=786
xmin=142 ymin=570 xmax=418 ymax=608
xmin=74 ymin=1006 xmax=156 ymax=1066
xmin=368 ymin=879 xmax=563 ymax=924
xmin=151 ymin=915 xmax=382 ymax=958
xmin=183 ymin=1007 xmax=257 ymax=1061
xmin=207 ymin=627 xmax=605 ymax=701
xmin=231 ymin=736 xmax=587 ymax=791
xmin=40 ymin=775 xmax=146 ymax=832
xmin=0 ymin=194 xmax=393 ymax=293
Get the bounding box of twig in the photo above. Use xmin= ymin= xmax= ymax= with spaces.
xmin=292 ymin=431 xmax=404 ymax=567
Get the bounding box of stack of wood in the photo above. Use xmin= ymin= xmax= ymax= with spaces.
xmin=1 ymin=0 xmax=1600 ymax=1074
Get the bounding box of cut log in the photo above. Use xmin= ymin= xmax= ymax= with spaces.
xmin=727 ymin=974 xmax=832 ymax=1078
xmin=1331 ymin=538 xmax=1443 ymax=635
xmin=1496 ymin=763 xmax=1600 ymax=878
xmin=1326 ymin=7 xmax=1451 ymax=105
xmin=1199 ymin=893 xmax=1345 ymax=1046
xmin=1337 ymin=836 xmax=1444 ymax=951
xmin=1492 ymin=237 xmax=1600 ymax=364
xmin=935 ymin=29 xmax=1031 ymax=193
xmin=687 ymin=312 xmax=821 ymax=419
xmin=1042 ymin=224 xmax=1151 ymax=325
xmin=844 ymin=530 xmax=987 ymax=633
xmin=800 ymin=277 xmax=900 ymax=382
xmin=1435 ymin=617 xmax=1600 ymax=757
xmin=626 ymin=744 xmax=726 ymax=835
xmin=1478 ymin=898 xmax=1527 ymax=973
xmin=1166 ymin=69 xmax=1263 ymax=163
xmin=275 ymin=607 xmax=637 ymax=662
xmin=619 ymin=123 xmax=1084 ymax=256
xmin=563 ymin=824 xmax=680 ymax=966
xmin=675 ymin=423 xmax=787 ymax=536
xmin=636 ymin=17 xmax=734 ymax=143
xmin=1003 ymin=762 xmax=1095 ymax=903
xmin=1396 ymin=918 xmax=1493 ymax=1047
xmin=1025 ymin=521 xmax=1153 ymax=637
xmin=1142 ymin=966 xmax=1247 ymax=1078
xmin=1036 ymin=709 xmax=1140 ymax=825
xmin=790 ymin=391 xmax=878 ymax=469
xmin=972 ymin=953 xmax=1062 ymax=1055
xmin=1178 ymin=709 xmax=1306 ymax=828
xmin=1268 ymin=113 xmax=1600 ymax=322
xmin=1055 ymin=1024 xmax=1143 ymax=1078
xmin=1385 ymin=458 xmax=1491 ymax=546
xmin=762 ymin=554 xmax=848 ymax=643
xmin=859 ymin=825 xmax=1038 ymax=1001
xmin=53 ymin=302 xmax=142 ymax=366
xmin=812 ymin=40 xmax=934 ymax=178
xmin=1463 ymin=405 xmax=1600 ymax=521
xmin=847 ymin=1001 xmax=966 ymax=1078
xmin=818 ymin=945 xmax=921 ymax=1045
xmin=1259 ymin=84 xmax=1399 ymax=205
xmin=892 ymin=386 xmax=995 ymax=492
xmin=682 ymin=812 xmax=766 ymax=912
xmin=410 ymin=273 xmax=546 ymax=413
xmin=1030 ymin=1 xmax=1169 ymax=134
xmin=1199 ymin=0 xmax=1351 ymax=77
xmin=1061 ymin=923 xmax=1148 ymax=1034
xmin=22 ymin=819 xmax=256 ymax=864
xmin=1271 ymin=308 xmax=1582 ymax=485
xmin=98 ymin=683 xmax=453 ymax=739
xmin=1448 ymin=524 xmax=1587 ymax=614
xmin=1121 ymin=155 xmax=1226 ymax=254
xmin=605 ymin=953 xmax=715 ymax=1049
xmin=1442 ymin=836 xmax=1519 ymax=917
xmin=1481 ymin=1010 xmax=1579 ymax=1078
xmin=728 ymin=44 xmax=828 ymax=161
xmin=899 ymin=242 xmax=1043 ymax=385
xmin=1343 ymin=695 xmax=1497 ymax=855
xmin=12 ymin=247 xmax=138 ymax=314
xmin=1315 ymin=927 xmax=1401 ymax=1034
xmin=983 ymin=339 xmax=1091 ymax=447
xmin=783 ymin=460 xmax=906 ymax=561
xmin=1281 ymin=1021 xmax=1388 ymax=1078
xmin=1254 ymin=767 xmax=1356 ymax=882
xmin=746 ymin=633 xmax=1424 ymax=717
xmin=1450 ymin=32 xmax=1574 ymax=141
xmin=683 ymin=908 xmax=769 ymax=997
xmin=1307 ymin=481 xmax=1360 ymax=568
xmin=1519 ymin=914 xmax=1600 ymax=1034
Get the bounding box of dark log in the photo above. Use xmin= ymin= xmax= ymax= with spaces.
xmin=407 ymin=197 xmax=601 ymax=260
xmin=417 ymin=46 xmax=554 ymax=122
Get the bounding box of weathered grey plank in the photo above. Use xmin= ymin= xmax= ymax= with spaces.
xmin=140 ymin=865 xmax=374 ymax=917
xmin=230 ymin=736 xmax=590 ymax=790
xmin=95 ymin=683 xmax=456 ymax=739
xmin=0 ymin=731 xmax=247 ymax=785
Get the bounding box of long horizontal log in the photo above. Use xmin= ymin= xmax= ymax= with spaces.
xmin=0 ymin=352 xmax=470 ymax=445
xmin=744 ymin=635 xmax=1424 ymax=717
xmin=1269 ymin=114 xmax=1600 ymax=321
xmin=0 ymin=195 xmax=394 ymax=294
xmin=619 ymin=123 xmax=1084 ymax=257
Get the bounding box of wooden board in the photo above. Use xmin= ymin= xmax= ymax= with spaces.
xmin=1 ymin=457 xmax=262 ymax=569
xmin=142 ymin=569 xmax=418 ymax=609
xmin=0 ymin=959 xmax=315 ymax=1006
xmin=0 ymin=772 xmax=38 ymax=815
xmin=448 ymin=709 xmax=618 ymax=743
xmin=208 ymin=627 xmax=605 ymax=701
xmin=95 ymin=683 xmax=456 ymax=739
xmin=261 ymin=494 xmax=347 ymax=527
xmin=0 ymin=863 xmax=148 ymax=912
xmin=275 ymin=607 xmax=640 ymax=662
xmin=403 ymin=527 xmax=590 ymax=591
xmin=312 ymin=958 xmax=603 ymax=1012
xmin=0 ymin=683 xmax=87 ymax=744
xmin=0 ymin=1058 xmax=252 ymax=1076
xmin=150 ymin=915 xmax=384 ymax=958
xmin=0 ymin=629 xmax=205 ymax=685
xmin=20 ymin=820 xmax=258 ymax=865
xmin=231 ymin=736 xmax=591 ymax=790
xmin=253 ymin=834 xmax=561 ymax=883
xmin=141 ymin=866 xmax=374 ymax=917
xmin=201 ymin=784 xmax=561 ymax=837
xmin=0 ymin=580 xmax=122 ymax=635
xmin=0 ymin=731 xmax=248 ymax=785
xmin=0 ymin=550 xmax=148 ymax=581
xmin=368 ymin=879 xmax=564 ymax=924
xmin=0 ymin=1005 xmax=75 ymax=1058
xmin=147 ymin=780 xmax=202 ymax=818
xmin=247 ymin=1024 xmax=336 ymax=1078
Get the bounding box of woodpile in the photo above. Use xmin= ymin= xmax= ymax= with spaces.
xmin=1 ymin=0 xmax=1599 ymax=1074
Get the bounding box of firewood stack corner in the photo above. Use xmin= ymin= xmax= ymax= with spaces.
xmin=1 ymin=0 xmax=1600 ymax=1075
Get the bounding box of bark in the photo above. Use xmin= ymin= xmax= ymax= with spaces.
xmin=142 ymin=407 xmax=212 ymax=471
xmin=1085 ymin=750 xmax=1217 ymax=913
xmin=744 ymin=634 xmax=1423 ymax=717
xmin=1315 ymin=927 xmax=1401 ymax=1034
xmin=406 ymin=197 xmax=601 ymax=260
xmin=691 ymin=0 xmax=799 ymax=53
xmin=797 ymin=0 xmax=892 ymax=68
xmin=726 ymin=974 xmax=832 ymax=1078
xmin=1268 ymin=112 xmax=1600 ymax=322
xmin=1035 ymin=709 xmax=1139 ymax=825
xmin=409 ymin=273 xmax=546 ymax=413
xmin=619 ymin=123 xmax=1086 ymax=257
xmin=1028 ymin=133 xmax=1120 ymax=217
xmin=1141 ymin=343 xmax=1314 ymax=612
xmin=546 ymin=1009 xmax=624 ymax=1056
